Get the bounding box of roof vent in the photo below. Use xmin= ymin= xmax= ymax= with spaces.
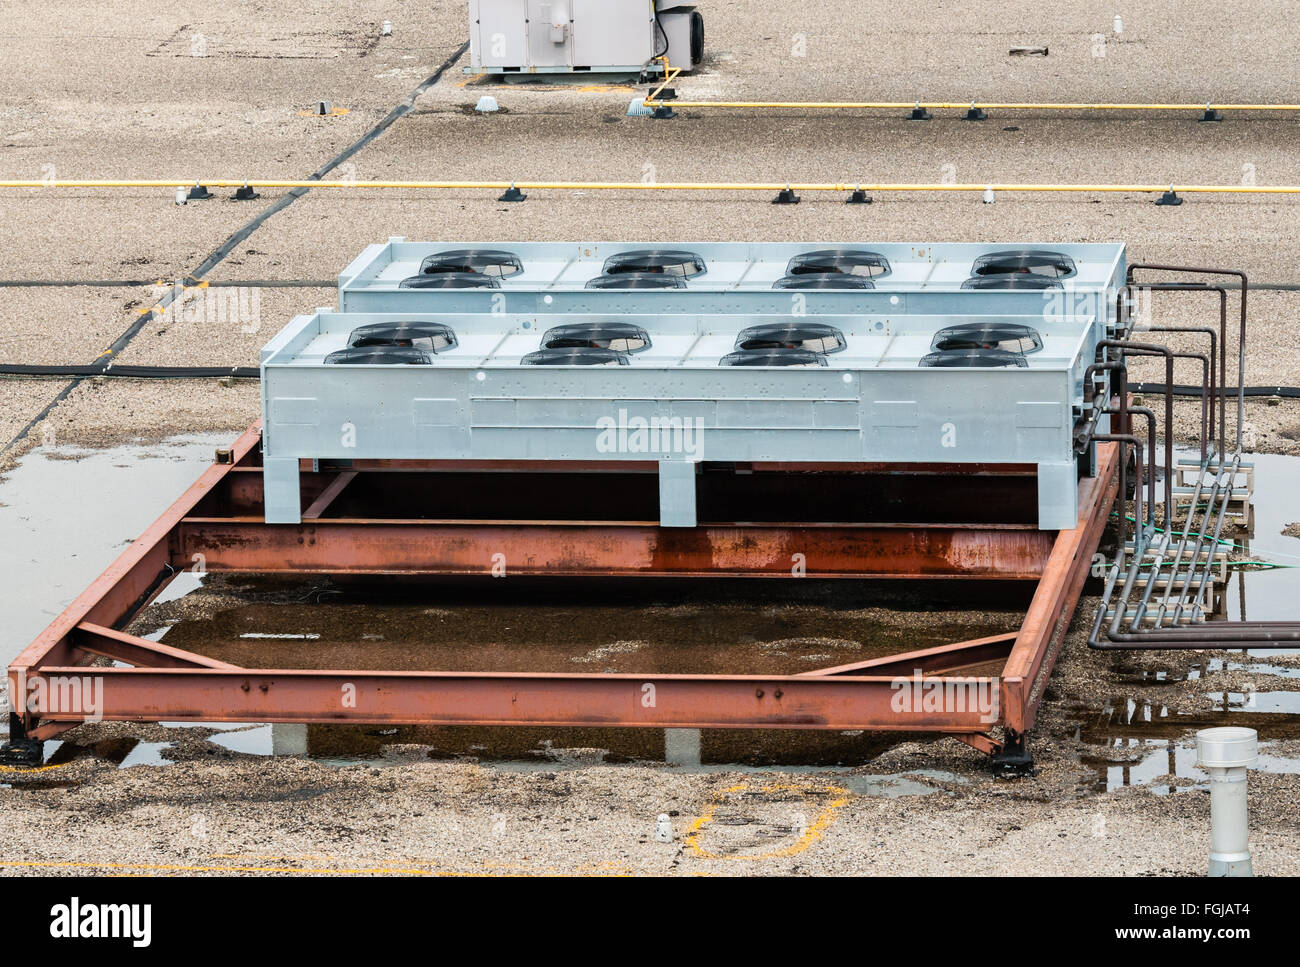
xmin=919 ymin=348 xmax=1028 ymax=368
xmin=399 ymin=272 xmax=500 ymax=289
xmin=720 ymin=348 xmax=829 ymax=367
xmin=961 ymin=274 xmax=1062 ymax=290
xmin=522 ymin=347 xmax=631 ymax=366
xmin=970 ymin=249 xmax=1076 ymax=278
xmin=772 ymin=273 xmax=874 ymax=289
xmin=324 ymin=346 xmax=432 ymax=365
xmin=786 ymin=249 xmax=891 ymax=278
xmin=419 ymin=248 xmax=523 ymax=278
xmin=585 ymin=273 xmax=687 ymax=289
xmin=348 ymin=322 xmax=458 ymax=354
xmin=930 ymin=323 xmax=1042 ymax=354
xmin=601 ymin=249 xmax=706 ymax=278
xmin=541 ymin=322 xmax=651 ymax=353
xmin=735 ymin=322 xmax=846 ymax=354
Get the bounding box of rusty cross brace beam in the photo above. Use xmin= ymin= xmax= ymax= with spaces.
xmin=797 ymin=632 xmax=1018 ymax=678
xmin=173 ymin=519 xmax=1054 ymax=579
xmin=24 ymin=667 xmax=1003 ymax=733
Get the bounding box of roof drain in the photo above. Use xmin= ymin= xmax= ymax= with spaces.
xmin=930 ymin=323 xmax=1043 ymax=354
xmin=398 ymin=272 xmax=501 ymax=289
xmin=786 ymin=249 xmax=892 ymax=278
xmin=541 ymin=322 xmax=651 ymax=353
xmin=522 ymin=347 xmax=631 ymax=366
xmin=419 ymin=249 xmax=524 ymax=278
xmin=601 ymin=249 xmax=707 ymax=278
xmin=347 ymin=322 xmax=459 ymax=353
xmin=324 ymin=346 xmax=432 ymax=365
xmin=773 ymin=273 xmax=875 ymax=289
xmin=919 ymin=348 xmax=1028 ymax=368
xmin=1196 ymin=727 xmax=1257 ymax=877
xmin=734 ymin=322 xmax=847 ymax=354
xmin=970 ymin=249 xmax=1077 ymax=278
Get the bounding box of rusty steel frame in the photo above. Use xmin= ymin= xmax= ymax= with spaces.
xmin=7 ymin=424 xmax=1118 ymax=757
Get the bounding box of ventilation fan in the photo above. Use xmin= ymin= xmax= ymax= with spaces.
xmin=734 ymin=322 xmax=847 ymax=354
xmin=522 ymin=347 xmax=631 ymax=366
xmin=773 ymin=273 xmax=874 ymax=290
xmin=970 ymin=249 xmax=1076 ymax=278
xmin=399 ymin=272 xmax=500 ymax=289
xmin=720 ymin=348 xmax=828 ymax=367
xmin=347 ymin=322 xmax=458 ymax=354
xmin=324 ymin=346 xmax=432 ymax=365
xmin=930 ymin=323 xmax=1042 ymax=354
xmin=541 ymin=322 xmax=651 ymax=353
xmin=585 ymin=273 xmax=687 ymax=289
xmin=419 ymin=248 xmax=523 ymax=278
xmin=601 ymin=249 xmax=706 ymax=278
xmin=919 ymin=348 xmax=1028 ymax=368
xmin=961 ymin=274 xmax=1062 ymax=290
xmin=786 ymin=249 xmax=891 ymax=278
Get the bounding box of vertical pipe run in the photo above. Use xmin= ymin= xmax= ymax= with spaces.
xmin=1196 ymin=727 xmax=1258 ymax=877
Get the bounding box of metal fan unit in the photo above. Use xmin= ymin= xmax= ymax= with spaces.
xmin=719 ymin=348 xmax=828 ymax=367
xmin=772 ymin=273 xmax=874 ymax=290
xmin=419 ymin=249 xmax=523 ymax=278
xmin=970 ymin=250 xmax=1076 ymax=279
xmin=348 ymin=322 xmax=459 ymax=354
xmin=522 ymin=347 xmax=631 ymax=366
xmin=541 ymin=322 xmax=651 ymax=353
xmin=585 ymin=273 xmax=687 ymax=289
xmin=919 ymin=348 xmax=1029 ymax=368
xmin=735 ymin=322 xmax=847 ymax=354
xmin=930 ymin=323 xmax=1042 ymax=354
xmin=786 ymin=249 xmax=891 ymax=278
xmin=399 ymin=272 xmax=501 ymax=289
xmin=324 ymin=346 xmax=432 ymax=365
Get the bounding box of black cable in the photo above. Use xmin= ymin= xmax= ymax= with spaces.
xmin=1130 ymin=381 xmax=1300 ymax=398
xmin=0 ymin=364 xmax=257 ymax=379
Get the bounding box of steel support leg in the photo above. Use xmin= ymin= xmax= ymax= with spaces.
xmin=658 ymin=459 xmax=697 ymax=527
xmin=1037 ymin=461 xmax=1077 ymax=530
xmin=263 ymin=456 xmax=302 ymax=524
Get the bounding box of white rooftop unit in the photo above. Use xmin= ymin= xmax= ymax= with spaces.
xmin=467 ymin=1 xmax=703 ymax=77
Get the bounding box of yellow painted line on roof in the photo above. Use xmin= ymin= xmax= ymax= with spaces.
xmin=683 ymin=781 xmax=851 ymax=861
xmin=2 ymin=179 xmax=1298 ymax=195
xmin=0 ymin=858 xmax=646 ymax=876
xmin=643 ymin=99 xmax=1300 ymax=111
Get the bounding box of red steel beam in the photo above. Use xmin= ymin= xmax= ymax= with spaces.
xmin=9 ymin=421 xmax=1114 ymax=746
xmin=302 ymin=470 xmax=357 ymax=520
xmin=1002 ymin=443 xmax=1120 ymax=733
xmin=174 ymin=519 xmax=1052 ymax=579
xmin=25 ymin=666 xmax=1001 ymax=732
xmin=71 ymin=623 xmax=240 ymax=670
xmin=7 ymin=425 xmax=261 ymax=696
xmin=798 ymin=632 xmax=1018 ymax=678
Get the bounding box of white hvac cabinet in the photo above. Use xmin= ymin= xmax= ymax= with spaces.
xmin=468 ymin=0 xmax=701 ymax=75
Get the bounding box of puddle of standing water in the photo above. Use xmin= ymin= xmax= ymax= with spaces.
xmin=0 ymin=435 xmax=229 ymax=673
xmin=1167 ymin=449 xmax=1300 ymax=639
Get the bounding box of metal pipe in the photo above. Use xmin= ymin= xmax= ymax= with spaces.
xmin=1123 ymin=280 xmax=1229 ymax=460
xmin=1196 ymin=727 xmax=1257 ymax=877
xmin=1145 ymin=327 xmax=1215 ymax=462
xmin=1127 ymin=265 xmax=1247 ymax=455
